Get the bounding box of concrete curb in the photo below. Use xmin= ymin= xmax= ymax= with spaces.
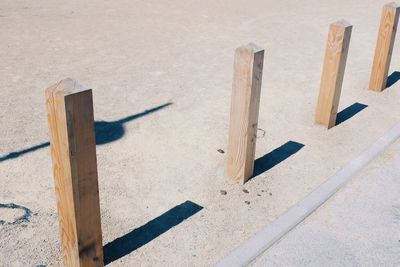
xmin=217 ymin=121 xmax=400 ymax=267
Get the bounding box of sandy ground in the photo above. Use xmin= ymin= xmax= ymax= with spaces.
xmin=1 ymin=0 xmax=400 ymax=266
xmin=251 ymin=139 xmax=400 ymax=267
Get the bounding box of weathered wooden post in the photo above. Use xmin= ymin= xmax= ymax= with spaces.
xmin=46 ymin=78 xmax=104 ymax=267
xmin=369 ymin=2 xmax=400 ymax=92
xmin=315 ymin=20 xmax=352 ymax=129
xmin=227 ymin=43 xmax=264 ymax=184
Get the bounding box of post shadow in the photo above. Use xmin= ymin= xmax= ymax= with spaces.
xmin=0 ymin=142 xmax=50 ymax=162
xmin=386 ymin=71 xmax=400 ymax=88
xmin=252 ymin=141 xmax=304 ymax=178
xmin=95 ymin=102 xmax=172 ymax=145
xmin=0 ymin=103 xmax=172 ymax=162
xmin=335 ymin=102 xmax=367 ymax=126
xmin=103 ymin=200 xmax=203 ymax=265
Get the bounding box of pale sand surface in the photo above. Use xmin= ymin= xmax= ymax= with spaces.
xmin=251 ymin=139 xmax=400 ymax=267
xmin=1 ymin=0 xmax=399 ymax=266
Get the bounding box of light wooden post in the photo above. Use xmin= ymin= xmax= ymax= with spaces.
xmin=227 ymin=43 xmax=264 ymax=183
xmin=46 ymin=78 xmax=103 ymax=267
xmin=369 ymin=2 xmax=400 ymax=92
xmin=315 ymin=20 xmax=352 ymax=129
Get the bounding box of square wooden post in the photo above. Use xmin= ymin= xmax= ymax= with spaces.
xmin=227 ymin=43 xmax=264 ymax=184
xmin=46 ymin=78 xmax=104 ymax=267
xmin=315 ymin=20 xmax=352 ymax=129
xmin=369 ymin=2 xmax=400 ymax=91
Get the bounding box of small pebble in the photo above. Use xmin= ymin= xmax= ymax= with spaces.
xmin=217 ymin=149 xmax=225 ymax=154
xmin=269 ymin=192 xmax=272 ymax=196
xmin=220 ymin=190 xmax=227 ymax=195
xmin=245 ymin=201 xmax=250 ymax=205
xmin=257 ymin=194 xmax=261 ymax=196
xmin=243 ymin=189 xmax=249 ymax=194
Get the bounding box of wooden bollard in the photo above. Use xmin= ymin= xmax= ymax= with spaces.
xmin=46 ymin=78 xmax=103 ymax=267
xmin=315 ymin=20 xmax=352 ymax=129
xmin=369 ymin=2 xmax=400 ymax=92
xmin=227 ymin=43 xmax=264 ymax=183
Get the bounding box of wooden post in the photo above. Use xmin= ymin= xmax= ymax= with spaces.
xmin=46 ymin=78 xmax=103 ymax=267
xmin=369 ymin=2 xmax=400 ymax=91
xmin=227 ymin=43 xmax=264 ymax=183
xmin=315 ymin=20 xmax=352 ymax=129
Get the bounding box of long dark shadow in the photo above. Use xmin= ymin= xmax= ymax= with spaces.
xmin=386 ymin=71 xmax=400 ymax=88
xmin=103 ymin=200 xmax=203 ymax=265
xmin=335 ymin=102 xmax=367 ymax=126
xmin=95 ymin=102 xmax=172 ymax=145
xmin=0 ymin=142 xmax=50 ymax=162
xmin=0 ymin=103 xmax=172 ymax=162
xmin=252 ymin=141 xmax=304 ymax=178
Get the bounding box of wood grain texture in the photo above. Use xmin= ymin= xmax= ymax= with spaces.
xmin=227 ymin=43 xmax=264 ymax=184
xmin=315 ymin=20 xmax=352 ymax=129
xmin=369 ymin=2 xmax=400 ymax=91
xmin=46 ymin=78 xmax=104 ymax=267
